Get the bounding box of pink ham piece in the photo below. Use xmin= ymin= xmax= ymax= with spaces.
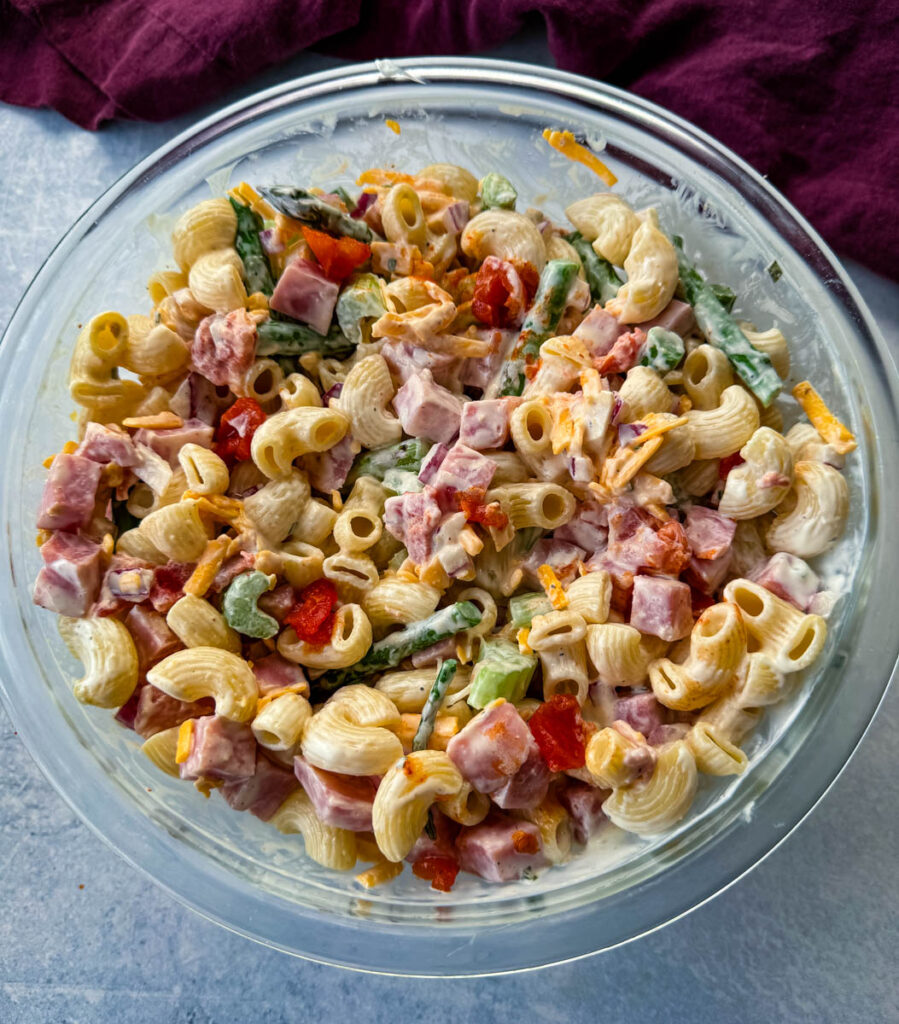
xmin=522 ymin=539 xmax=585 ymax=587
xmin=637 ymin=299 xmax=696 ymax=337
xmin=383 ymin=489 xmax=443 ymax=564
xmin=446 ymin=701 xmax=533 ymax=795
xmin=209 ymin=551 xmax=255 ymax=594
xmin=133 ymin=418 xmax=214 ymax=468
xmin=170 ymin=372 xmax=235 ymax=425
xmin=222 ymin=753 xmax=299 ymax=820
xmin=148 ymin=561 xmax=195 ymax=613
xmin=615 ymin=692 xmax=666 ymax=738
xmin=459 ymin=329 xmax=514 ymax=390
xmin=257 ymin=583 xmax=297 ymax=625
xmin=431 ymin=444 xmax=496 ymax=499
xmin=456 ymin=814 xmax=548 ymax=882
xmin=380 ymin=340 xmax=459 ymax=389
xmin=305 ymin=433 xmax=357 ymax=494
xmin=648 ymin=723 xmax=691 ymax=745
xmin=684 ymin=506 xmax=736 ymax=560
xmin=554 ymin=501 xmax=609 ymax=553
xmin=458 ymin=398 xmax=518 ymax=451
xmin=125 ymin=605 xmax=182 ymax=668
xmin=685 ymin=550 xmax=732 ymax=595
xmin=190 ymin=309 xmax=258 ymax=391
xmin=392 ymin=370 xmax=462 ymax=445
xmin=32 ymin=531 xmax=103 ymax=617
xmin=37 ymin=454 xmax=102 ymax=532
xmin=491 ymin=738 xmax=551 ymax=811
xmin=558 ymin=782 xmax=609 ymax=844
xmin=269 ymin=259 xmax=339 ymax=336
xmin=629 ymin=575 xmax=693 ymax=642
xmin=76 ymin=422 xmax=138 ymax=466
xmin=405 ymin=808 xmax=459 ymax=863
xmin=179 ymin=716 xmax=256 ymax=783
xmin=133 ymin=684 xmax=213 ymax=738
xmin=293 ymin=756 xmax=377 ymax=831
xmin=573 ymin=305 xmax=622 ymax=357
xmin=750 ymin=551 xmax=820 ymax=611
xmin=252 ymin=652 xmax=309 ymax=697
xmin=596 ymin=328 xmax=646 ymax=375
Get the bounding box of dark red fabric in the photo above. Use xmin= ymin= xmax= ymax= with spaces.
xmin=1 ymin=0 xmax=897 ymax=278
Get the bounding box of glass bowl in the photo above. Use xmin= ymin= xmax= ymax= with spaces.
xmin=1 ymin=58 xmax=897 ymax=977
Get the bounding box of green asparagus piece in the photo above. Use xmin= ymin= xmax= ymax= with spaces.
xmin=673 ymin=237 xmax=782 ymax=407
xmin=480 ymin=172 xmax=517 ymax=210
xmin=320 ymin=602 xmax=482 ymax=689
xmin=344 ymin=437 xmax=431 ymax=491
xmin=229 ymin=197 xmax=274 ymax=296
xmin=639 ymin=326 xmax=685 ymax=373
xmin=509 ymin=592 xmax=553 ymax=629
xmin=567 ymin=231 xmax=622 ymax=305
xmin=336 ymin=273 xmax=387 ymax=346
xmin=333 ymin=186 xmax=356 ymax=211
xmin=467 ymin=637 xmax=537 ymax=710
xmin=256 ymin=319 xmax=356 ymax=360
xmin=259 ymin=185 xmax=373 ymax=243
xmin=222 ymin=571 xmax=278 ymax=639
xmin=412 ymin=659 xmax=458 ymax=751
xmin=498 ymin=259 xmax=580 ymax=396
xmin=709 ymin=282 xmax=737 ymax=314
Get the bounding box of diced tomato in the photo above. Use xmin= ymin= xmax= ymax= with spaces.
xmin=456 ymin=487 xmax=509 ymax=530
xmin=646 ymin=520 xmax=691 ymax=576
xmin=471 ymin=256 xmax=538 ymax=328
xmin=285 ymin=578 xmax=339 ymax=646
xmin=528 ymin=694 xmax=588 ymax=772
xmin=300 ymin=225 xmax=371 ymax=282
xmin=214 ymin=397 xmax=266 ymax=467
xmin=412 ymin=854 xmax=459 ymax=892
xmin=596 ymin=328 xmax=646 ymax=375
xmin=718 ymin=452 xmax=746 ymax=478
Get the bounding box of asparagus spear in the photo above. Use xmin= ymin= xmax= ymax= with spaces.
xmin=498 ymin=259 xmax=580 ymax=396
xmin=566 ymin=231 xmax=622 ymax=305
xmin=672 ymin=237 xmax=782 ymax=406
xmin=343 ymin=437 xmax=431 ymax=491
xmin=467 ymin=637 xmax=537 ymax=709
xmin=229 ymin=197 xmax=274 ymax=296
xmin=259 ymin=185 xmax=373 ymax=243
xmin=710 ymin=282 xmax=737 ymax=314
xmin=480 ymin=172 xmax=518 ymax=210
xmin=319 ymin=602 xmax=482 ymax=689
xmin=639 ymin=326 xmax=685 ymax=373
xmin=256 ymin=319 xmax=356 ymax=360
xmin=509 ymin=592 xmax=553 ymax=629
xmin=412 ymin=659 xmax=458 ymax=751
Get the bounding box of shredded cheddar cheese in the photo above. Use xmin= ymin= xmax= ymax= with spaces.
xmin=175 ymin=719 xmax=195 ymax=764
xmin=542 ymin=129 xmax=617 ymax=187
xmin=396 ymin=713 xmax=459 ymax=751
xmin=792 ymin=381 xmax=857 ymax=454
xmin=256 ymin=682 xmax=309 ymax=714
xmin=356 ymin=168 xmax=415 ymax=188
xmin=601 ymin=436 xmax=664 ymax=491
xmin=355 ymin=859 xmax=403 ymax=889
xmin=517 ymin=628 xmax=533 ymax=654
xmin=385 ymin=119 xmax=401 ymax=135
xmin=122 ymin=411 xmax=184 ymax=430
xmin=537 ymin=564 xmax=568 ymax=610
xmin=183 ymin=537 xmax=232 ymax=597
xmin=228 ymin=181 xmax=277 ymax=220
xmin=626 ymin=414 xmax=690 ymax=448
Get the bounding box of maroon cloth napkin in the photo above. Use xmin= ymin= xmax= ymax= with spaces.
xmin=2 ymin=0 xmax=897 ymax=279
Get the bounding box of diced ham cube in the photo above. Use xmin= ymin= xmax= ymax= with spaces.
xmin=252 ymin=653 xmax=308 ymax=696
xmin=615 ymin=692 xmax=666 ymax=738
xmin=305 ymin=433 xmax=357 ymax=494
xmin=431 ymin=444 xmax=496 ymax=499
xmin=749 ymin=551 xmax=820 ymax=611
xmin=637 ymin=298 xmax=696 ymax=337
xmin=179 ymin=716 xmax=256 ymax=783
xmin=629 ymin=576 xmax=693 ymax=641
xmin=257 ymin=583 xmax=297 ymax=625
xmin=133 ymin=418 xmax=214 ymax=468
xmin=293 ymin=756 xmax=377 ymax=831
xmin=446 ymin=701 xmax=533 ymax=795
xmin=523 ymin=539 xmax=585 ymax=587
xmin=37 ymin=454 xmax=102 ymax=532
xmin=573 ymin=304 xmax=622 ymax=358
xmin=32 ymin=531 xmax=103 ymax=617
xmin=405 ymin=808 xmax=459 ymax=863
xmin=208 ymin=551 xmax=255 ymax=594
xmin=684 ymin=550 xmax=732 ymax=595
xmin=133 ymin=684 xmax=214 ymax=738
xmin=684 ymin=506 xmax=736 ymax=560
xmin=554 ymin=500 xmax=609 ymax=553
xmin=190 ymin=309 xmax=258 ymax=391
xmin=596 ymin=328 xmax=645 ymax=375
xmin=125 ymin=604 xmax=182 ymax=668
xmin=383 ymin=489 xmax=443 ymax=565
xmin=76 ymin=422 xmax=138 ymax=466
xmin=558 ymin=782 xmax=609 ymax=844
xmin=491 ymin=738 xmax=551 ymax=810
xmin=456 ymin=814 xmax=548 ymax=882
xmin=130 ymin=442 xmax=173 ymax=494
xmin=380 ymin=341 xmax=459 ymax=389
xmin=458 ymin=398 xmax=518 ymax=450
xmin=114 ymin=684 xmax=143 ymax=730
xmin=148 ymin=561 xmax=195 ymax=613
xmin=269 ymin=259 xmax=339 ymax=336
xmin=392 ymin=370 xmax=462 ymax=444
xmin=170 ymin=372 xmax=235 ymax=426
xmin=459 ymin=329 xmax=514 ymax=390
xmin=222 ymin=753 xmax=299 ymax=820
xmin=647 ymin=723 xmax=691 ymax=745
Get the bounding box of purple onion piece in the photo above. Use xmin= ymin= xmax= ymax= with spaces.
xmin=352 ymin=191 xmax=377 ymax=218
xmin=417 ymin=442 xmax=450 ymax=484
xmin=259 ymin=228 xmax=285 ymax=256
xmin=322 ymin=381 xmax=344 ymax=403
xmin=618 ymin=422 xmax=647 ymax=446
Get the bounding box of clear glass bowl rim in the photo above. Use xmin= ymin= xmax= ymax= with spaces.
xmin=1 ymin=57 xmax=897 ymax=977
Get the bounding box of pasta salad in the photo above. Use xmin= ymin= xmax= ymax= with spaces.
xmin=33 ymin=155 xmax=856 ymax=891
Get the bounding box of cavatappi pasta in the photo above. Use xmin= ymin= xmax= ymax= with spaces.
xmin=32 ymin=155 xmax=855 ymax=892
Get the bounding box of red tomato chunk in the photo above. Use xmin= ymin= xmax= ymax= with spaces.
xmin=300 ymin=226 xmax=371 ymax=282
xmin=528 ymin=695 xmax=589 ymax=772
xmin=412 ymin=854 xmax=460 ymax=892
xmin=456 ymin=487 xmax=509 ymax=530
xmin=214 ymin=397 xmax=266 ymax=466
xmin=285 ymin=578 xmax=339 ymax=646
xmin=471 ymin=256 xmax=538 ymax=328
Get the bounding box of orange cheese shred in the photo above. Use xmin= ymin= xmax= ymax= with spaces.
xmin=537 ymin=564 xmax=568 ymax=610
xmin=542 ymin=129 xmax=617 ymax=187
xmin=385 ymin=119 xmax=401 ymax=135
xmin=792 ymin=381 xmax=857 ymax=454
xmin=175 ymin=720 xmax=195 ymax=764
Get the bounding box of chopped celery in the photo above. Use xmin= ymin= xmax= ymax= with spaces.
xmin=467 ymin=637 xmax=537 ymax=709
